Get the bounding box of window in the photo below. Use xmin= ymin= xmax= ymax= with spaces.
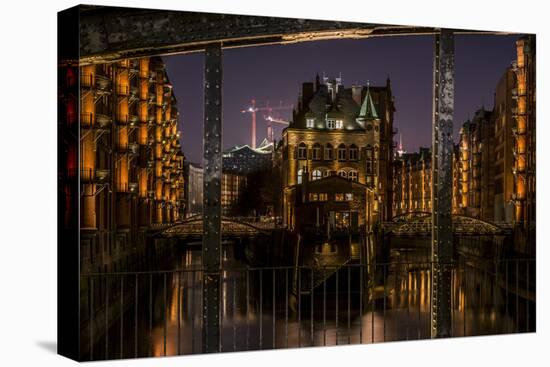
xmin=345 ymin=193 xmax=353 ymax=201
xmin=327 ymin=119 xmax=336 ymax=129
xmin=309 ymin=193 xmax=318 ymax=201
xmin=297 ymin=168 xmax=303 ymax=184
xmin=319 ymin=193 xmax=328 ymax=201
xmin=335 ymin=193 xmax=345 ymax=201
xmin=312 ymin=169 xmax=322 ymax=181
xmin=348 ymin=170 xmax=358 ymax=182
xmin=324 ymin=144 xmax=333 ymax=160
xmin=349 ymin=145 xmax=358 ymax=161
xmin=335 ymin=212 xmax=350 ymax=229
xmin=366 ymin=159 xmax=373 ymax=174
xmin=312 ymin=143 xmax=321 ymax=160
xmin=298 ymin=143 xmax=307 ymax=160
xmin=338 ymin=170 xmax=347 ymax=179
xmin=338 ymin=144 xmax=346 ymax=161
xmin=306 ymin=118 xmax=315 ymax=128
xmin=335 ymin=119 xmax=343 ymax=129
xmin=366 ymin=145 xmax=373 ymax=158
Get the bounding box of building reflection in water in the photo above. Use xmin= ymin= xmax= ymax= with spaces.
xmin=144 ymin=244 xmax=530 ymax=356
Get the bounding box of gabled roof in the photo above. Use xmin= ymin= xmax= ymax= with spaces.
xmin=358 ymin=87 xmax=379 ymax=120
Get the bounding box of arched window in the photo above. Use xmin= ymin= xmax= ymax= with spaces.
xmin=338 ymin=170 xmax=347 ymax=178
xmin=349 ymin=144 xmax=358 ymax=161
xmin=297 ymin=168 xmax=304 ymax=184
xmin=298 ymin=143 xmax=307 ymax=160
xmin=312 ymin=169 xmax=322 ymax=181
xmin=348 ymin=170 xmax=358 ymax=182
xmin=324 ymin=143 xmax=333 ymax=160
xmin=337 ymin=144 xmax=347 ymax=161
xmin=312 ymin=143 xmax=321 ymax=160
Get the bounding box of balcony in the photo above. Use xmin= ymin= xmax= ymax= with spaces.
xmin=81 ymin=168 xmax=110 ymax=183
xmin=128 ymin=182 xmax=139 ymax=194
xmin=129 ymin=114 xmax=139 ymax=127
xmin=96 ymin=114 xmax=112 ymax=129
xmin=129 ymin=61 xmax=140 ymax=74
xmin=128 ymin=142 xmax=139 ymax=155
xmin=95 ymin=75 xmax=111 ymax=91
xmin=130 ymin=84 xmax=139 ymax=97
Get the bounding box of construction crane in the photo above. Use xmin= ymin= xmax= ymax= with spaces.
xmin=265 ymin=116 xmax=290 ymax=142
xmin=241 ymin=100 xmax=293 ymax=148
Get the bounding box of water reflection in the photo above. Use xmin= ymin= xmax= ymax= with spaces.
xmin=88 ymin=240 xmax=535 ymax=360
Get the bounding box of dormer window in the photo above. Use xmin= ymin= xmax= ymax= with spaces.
xmin=335 ymin=119 xmax=343 ymax=129
xmin=306 ymin=118 xmax=315 ymax=128
xmin=327 ymin=118 xmax=336 ymax=129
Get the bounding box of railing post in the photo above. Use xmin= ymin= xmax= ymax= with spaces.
xmin=202 ymin=43 xmax=223 ymax=353
xmin=431 ymin=29 xmax=454 ymax=338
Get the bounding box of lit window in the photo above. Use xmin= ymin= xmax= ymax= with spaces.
xmin=348 ymin=170 xmax=358 ymax=182
xmin=309 ymin=193 xmax=318 ymax=201
xmin=297 ymin=169 xmax=303 ymax=184
xmin=338 ymin=170 xmax=347 ymax=179
xmin=345 ymin=193 xmax=353 ymax=201
xmin=335 ymin=193 xmax=344 ymax=201
xmin=298 ymin=143 xmax=307 ymax=160
xmin=338 ymin=144 xmax=347 ymax=161
xmin=324 ymin=144 xmax=333 ymax=160
xmin=335 ymin=119 xmax=343 ymax=129
xmin=327 ymin=119 xmax=336 ymax=129
xmin=306 ymin=118 xmax=315 ymax=128
xmin=312 ymin=144 xmax=321 ymax=160
xmin=312 ymin=169 xmax=322 ymax=181
xmin=319 ymin=193 xmax=328 ymax=201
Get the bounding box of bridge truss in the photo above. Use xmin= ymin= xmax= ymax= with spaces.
xmin=383 ymin=213 xmax=508 ymax=236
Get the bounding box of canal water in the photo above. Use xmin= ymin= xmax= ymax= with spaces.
xmin=88 ymin=237 xmax=535 ymax=360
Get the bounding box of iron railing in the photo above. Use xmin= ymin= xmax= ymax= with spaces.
xmin=79 ymin=258 xmax=535 ymax=361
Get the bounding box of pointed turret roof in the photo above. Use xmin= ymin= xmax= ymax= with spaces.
xmin=359 ymin=84 xmax=379 ymax=120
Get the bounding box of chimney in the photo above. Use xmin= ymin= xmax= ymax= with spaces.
xmin=352 ymin=84 xmax=362 ymax=105
xmin=302 ymin=82 xmax=314 ymax=107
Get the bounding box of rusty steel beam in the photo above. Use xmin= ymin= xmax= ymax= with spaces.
xmin=431 ymin=29 xmax=454 ymax=338
xmin=76 ymin=5 xmax=507 ymax=64
xmin=202 ymin=43 xmax=223 ymax=353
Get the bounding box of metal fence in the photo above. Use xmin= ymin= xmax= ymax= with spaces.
xmin=80 ymin=258 xmax=535 ymax=361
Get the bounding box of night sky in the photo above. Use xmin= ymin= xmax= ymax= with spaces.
xmin=165 ymin=34 xmax=521 ymax=164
